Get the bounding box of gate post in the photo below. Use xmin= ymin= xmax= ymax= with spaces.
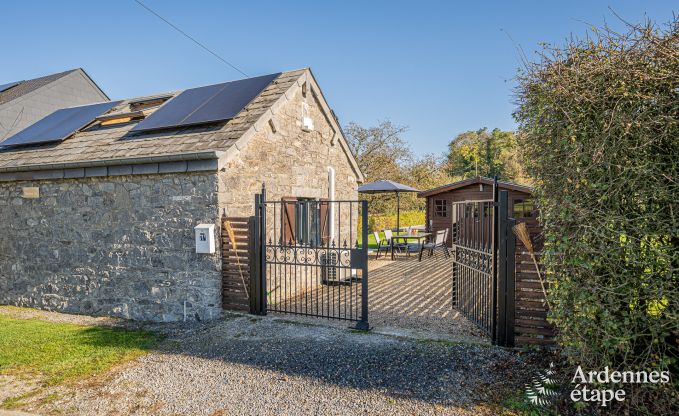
xmin=491 ymin=178 xmax=499 ymax=344
xmin=451 ymin=204 xmax=458 ymax=309
xmin=496 ymin=190 xmax=516 ymax=347
xmin=356 ymin=200 xmax=370 ymax=330
xmin=248 ymin=216 xmax=257 ymax=314
xmin=259 ymin=184 xmax=267 ymax=315
xmin=506 ymin=217 xmax=516 ymax=347
xmin=252 ymin=192 xmax=264 ymax=315
xmin=497 ymin=190 xmax=509 ymax=346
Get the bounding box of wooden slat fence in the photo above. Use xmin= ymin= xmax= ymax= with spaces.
xmin=513 ymin=219 xmax=555 ymax=346
xmin=221 ymin=216 xmax=252 ymax=312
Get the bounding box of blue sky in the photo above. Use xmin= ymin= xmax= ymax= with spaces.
xmin=1 ymin=1 xmax=676 ymax=156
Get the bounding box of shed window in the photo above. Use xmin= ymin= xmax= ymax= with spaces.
xmin=434 ymin=199 xmax=448 ymax=217
xmin=513 ymin=198 xmax=535 ymax=218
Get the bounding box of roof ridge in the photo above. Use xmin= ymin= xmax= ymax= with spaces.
xmin=417 ymin=176 xmax=532 ymax=197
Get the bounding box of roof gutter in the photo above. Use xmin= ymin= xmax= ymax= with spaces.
xmin=0 ymin=150 xmax=224 ymax=173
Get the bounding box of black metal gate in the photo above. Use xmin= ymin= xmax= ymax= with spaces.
xmin=251 ymin=185 xmax=369 ymax=329
xmin=451 ymin=185 xmax=515 ymax=346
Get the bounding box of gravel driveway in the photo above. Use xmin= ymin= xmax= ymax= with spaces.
xmin=12 ymin=311 xmax=542 ymax=416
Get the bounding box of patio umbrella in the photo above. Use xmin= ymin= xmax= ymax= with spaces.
xmin=358 ymin=180 xmax=420 ymax=232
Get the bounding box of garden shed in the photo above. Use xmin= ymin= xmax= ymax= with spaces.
xmin=418 ymin=176 xmax=535 ymax=246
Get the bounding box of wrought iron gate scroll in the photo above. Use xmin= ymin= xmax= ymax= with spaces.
xmin=451 ymin=186 xmax=515 ymax=346
xmin=251 ymin=185 xmax=369 ymax=329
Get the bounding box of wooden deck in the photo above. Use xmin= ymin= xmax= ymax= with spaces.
xmin=367 ymin=254 xmax=487 ymax=339
xmin=268 ymin=251 xmax=489 ymax=340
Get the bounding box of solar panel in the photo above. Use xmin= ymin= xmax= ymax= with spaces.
xmin=0 ymin=81 xmax=22 ymax=93
xmin=1 ymin=101 xmax=121 ymax=148
xmin=131 ymin=73 xmax=280 ymax=132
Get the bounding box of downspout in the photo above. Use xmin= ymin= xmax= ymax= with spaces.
xmin=328 ymin=166 xmax=336 ymax=242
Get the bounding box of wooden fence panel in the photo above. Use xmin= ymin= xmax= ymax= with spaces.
xmin=513 ymin=219 xmax=556 ymax=346
xmin=221 ymin=217 xmax=251 ymax=311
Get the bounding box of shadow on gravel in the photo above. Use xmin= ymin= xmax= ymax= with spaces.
xmin=161 ymin=316 xmax=538 ymax=406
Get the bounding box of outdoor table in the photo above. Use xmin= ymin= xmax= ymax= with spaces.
xmin=390 ymin=232 xmax=432 ymax=260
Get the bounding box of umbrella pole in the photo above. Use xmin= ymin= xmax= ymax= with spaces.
xmin=396 ymin=191 xmax=400 ymax=232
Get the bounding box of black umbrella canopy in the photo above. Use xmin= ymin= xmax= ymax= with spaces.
xmin=357 ymin=180 xmax=420 ymax=194
xmin=358 ymin=180 xmax=420 ymax=232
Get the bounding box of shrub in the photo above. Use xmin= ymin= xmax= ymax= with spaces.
xmin=359 ymin=210 xmax=425 ymax=233
xmin=514 ymin=17 xmax=678 ymax=413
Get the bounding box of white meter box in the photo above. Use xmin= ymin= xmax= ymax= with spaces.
xmin=194 ymin=224 xmax=216 ymax=254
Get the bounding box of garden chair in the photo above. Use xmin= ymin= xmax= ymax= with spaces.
xmin=374 ymin=231 xmax=391 ymax=259
xmin=384 ymin=229 xmax=409 ymax=256
xmin=419 ymin=229 xmax=451 ymax=261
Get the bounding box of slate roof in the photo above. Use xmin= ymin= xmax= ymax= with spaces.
xmin=417 ymin=176 xmax=532 ymax=198
xmin=0 ymin=70 xmax=306 ymax=172
xmin=0 ymin=69 xmax=86 ymax=106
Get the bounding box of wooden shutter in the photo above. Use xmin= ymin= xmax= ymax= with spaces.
xmin=319 ymin=199 xmax=329 ymax=245
xmin=281 ymin=197 xmax=297 ymax=244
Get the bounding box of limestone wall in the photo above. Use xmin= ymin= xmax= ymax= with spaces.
xmin=0 ymin=173 xmax=222 ymax=321
xmin=218 ymin=78 xmax=362 ymax=305
xmin=217 ymin=80 xmax=360 ymax=217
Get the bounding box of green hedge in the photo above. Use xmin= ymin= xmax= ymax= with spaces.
xmin=360 ymin=210 xmax=425 ymax=233
xmin=515 ymin=18 xmax=678 ymax=413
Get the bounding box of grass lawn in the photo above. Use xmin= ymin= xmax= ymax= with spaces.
xmin=0 ymin=312 xmax=160 ymax=408
xmin=360 ymin=231 xmax=424 ymax=250
xmin=360 ymin=232 xmax=379 ymax=250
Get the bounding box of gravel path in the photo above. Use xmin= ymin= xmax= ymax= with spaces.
xmin=10 ymin=312 xmax=542 ymax=416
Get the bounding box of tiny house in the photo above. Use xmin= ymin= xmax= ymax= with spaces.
xmin=418 ymin=176 xmax=535 ymax=246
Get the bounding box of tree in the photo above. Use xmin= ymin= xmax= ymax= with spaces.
xmin=344 ymin=120 xmax=411 ymax=182
xmin=404 ymin=153 xmax=449 ymax=191
xmin=445 ymin=128 xmax=528 ymax=183
xmin=345 ymin=121 xmax=451 ymax=216
xmin=344 ymin=120 xmax=416 ymax=216
xmin=397 ymin=153 xmax=450 ymax=212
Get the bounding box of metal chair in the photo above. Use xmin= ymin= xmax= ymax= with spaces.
xmin=418 ymin=229 xmax=451 ymax=261
xmin=374 ymin=231 xmax=390 ymax=259
xmin=384 ymin=229 xmax=409 ymax=257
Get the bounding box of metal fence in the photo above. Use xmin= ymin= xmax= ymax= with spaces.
xmin=451 ymin=198 xmax=496 ymax=338
xmin=251 ymin=186 xmax=369 ymax=329
xmin=451 ymin=187 xmax=516 ymax=346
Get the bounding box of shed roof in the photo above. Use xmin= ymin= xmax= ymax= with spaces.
xmin=0 ymin=69 xmax=363 ymax=181
xmin=417 ymin=176 xmax=532 ymax=198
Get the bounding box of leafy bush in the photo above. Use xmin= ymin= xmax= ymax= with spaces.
xmin=359 ymin=210 xmax=425 ymax=233
xmin=514 ymin=17 xmax=678 ymax=413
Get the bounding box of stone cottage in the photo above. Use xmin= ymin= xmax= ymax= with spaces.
xmin=0 ymin=68 xmax=108 ymax=139
xmin=0 ymin=68 xmax=364 ymax=321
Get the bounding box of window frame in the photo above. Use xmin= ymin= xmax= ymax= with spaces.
xmin=434 ymin=199 xmax=448 ymax=218
xmin=513 ymin=198 xmax=535 ymax=218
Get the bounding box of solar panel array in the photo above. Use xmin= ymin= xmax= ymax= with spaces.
xmin=0 ymin=81 xmax=22 ymax=93
xmin=1 ymin=101 xmax=121 ymax=148
xmin=131 ymin=72 xmax=280 ymax=132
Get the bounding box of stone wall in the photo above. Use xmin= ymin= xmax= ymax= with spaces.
xmin=217 ymin=81 xmax=360 ymax=216
xmin=0 ymin=173 xmax=222 ymax=321
xmin=218 ymin=79 xmax=362 ymax=304
xmin=0 ymin=72 xmax=364 ymax=321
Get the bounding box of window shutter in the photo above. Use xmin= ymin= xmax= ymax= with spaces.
xmin=281 ymin=197 xmax=297 ymax=244
xmin=319 ymin=199 xmax=329 ymax=245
